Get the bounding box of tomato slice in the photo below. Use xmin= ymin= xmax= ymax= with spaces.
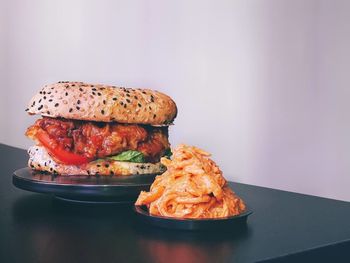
xmin=37 ymin=130 xmax=92 ymax=165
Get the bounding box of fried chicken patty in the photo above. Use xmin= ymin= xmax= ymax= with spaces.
xmin=26 ymin=117 xmax=170 ymax=163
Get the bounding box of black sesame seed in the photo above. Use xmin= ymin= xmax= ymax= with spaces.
xmin=150 ymin=95 xmax=154 ymax=102
xmin=38 ymin=105 xmax=43 ymax=110
xmin=69 ymin=108 xmax=73 ymax=113
xmin=79 ymin=88 xmax=83 ymax=91
xmin=25 ymin=108 xmax=29 ymax=111
xmin=105 ymin=164 xmax=109 ymax=168
xmin=92 ymin=88 xmax=97 ymax=91
xmin=50 ymin=167 xmax=53 ymax=171
xmin=32 ymin=101 xmax=36 ymax=106
xmin=110 ymin=171 xmax=114 ymax=175
xmin=65 ymin=92 xmax=68 ymax=96
xmin=72 ymin=84 xmax=75 ymax=86
xmin=142 ymin=91 xmax=146 ymax=94
xmin=49 ymin=99 xmax=53 ymax=102
xmin=126 ymin=93 xmax=130 ymax=97
xmin=120 ymin=102 xmax=124 ymax=106
xmin=112 ymin=97 xmax=117 ymax=101
xmin=126 ymin=99 xmax=131 ymax=103
xmin=96 ymin=164 xmax=101 ymax=167
xmin=97 ymin=92 xmax=102 ymax=96
xmin=138 ymin=103 xmax=142 ymax=107
xmin=134 ymin=96 xmax=138 ymax=99
xmin=153 ymin=114 xmax=156 ymax=119
xmin=47 ymin=111 xmax=50 ymax=114
xmin=87 ymin=170 xmax=91 ymax=175
xmin=103 ymin=100 xmax=106 ymax=104
xmin=124 ymin=104 xmax=127 ymax=108
xmin=76 ymin=106 xmax=80 ymax=110
xmin=39 ymin=91 xmax=42 ymax=94
xmin=39 ymin=99 xmax=42 ymax=103
xmin=101 ymin=110 xmax=105 ymax=115
xmin=77 ymin=100 xmax=81 ymax=104
xmin=92 ymin=92 xmax=96 ymax=95
xmin=43 ymin=96 xmax=47 ymax=99
xmin=149 ymin=106 xmax=152 ymax=110
xmin=54 ymin=103 xmax=59 ymax=107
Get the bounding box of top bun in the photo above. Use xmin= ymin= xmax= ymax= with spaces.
xmin=26 ymin=81 xmax=177 ymax=125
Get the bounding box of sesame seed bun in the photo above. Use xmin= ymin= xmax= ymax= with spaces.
xmin=26 ymin=81 xmax=177 ymax=126
xmin=28 ymin=146 xmax=166 ymax=176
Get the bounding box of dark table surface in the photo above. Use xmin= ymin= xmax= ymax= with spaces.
xmin=0 ymin=143 xmax=349 ymax=263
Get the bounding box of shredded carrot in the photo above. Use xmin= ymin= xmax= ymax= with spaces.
xmin=135 ymin=144 xmax=246 ymax=218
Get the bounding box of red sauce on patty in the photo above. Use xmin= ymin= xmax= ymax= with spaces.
xmin=26 ymin=117 xmax=170 ymax=163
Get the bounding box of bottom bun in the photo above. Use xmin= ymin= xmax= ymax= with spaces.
xmin=28 ymin=146 xmax=166 ymax=176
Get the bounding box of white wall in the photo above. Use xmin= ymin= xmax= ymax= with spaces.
xmin=1 ymin=0 xmax=349 ymax=201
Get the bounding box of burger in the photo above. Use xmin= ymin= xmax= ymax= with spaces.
xmin=25 ymin=81 xmax=177 ymax=176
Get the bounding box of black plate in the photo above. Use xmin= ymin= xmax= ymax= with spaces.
xmin=13 ymin=167 xmax=157 ymax=203
xmin=133 ymin=205 xmax=252 ymax=231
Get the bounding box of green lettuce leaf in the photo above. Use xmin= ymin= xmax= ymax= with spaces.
xmin=164 ymin=148 xmax=172 ymax=159
xmin=109 ymin=150 xmax=145 ymax=163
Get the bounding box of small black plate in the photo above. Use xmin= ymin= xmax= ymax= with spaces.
xmin=133 ymin=205 xmax=252 ymax=231
xmin=13 ymin=167 xmax=157 ymax=203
